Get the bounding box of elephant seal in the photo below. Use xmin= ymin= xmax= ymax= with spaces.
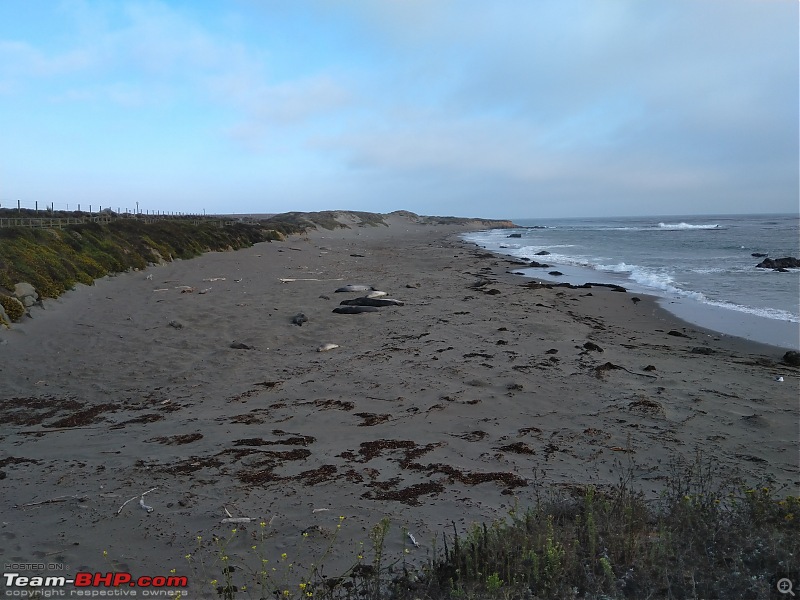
xmin=335 ymin=284 xmax=375 ymax=293
xmin=339 ymin=297 xmax=404 ymax=307
xmin=332 ymin=306 xmax=380 ymax=314
xmin=291 ymin=313 xmax=308 ymax=326
xmin=317 ymin=343 xmax=340 ymax=352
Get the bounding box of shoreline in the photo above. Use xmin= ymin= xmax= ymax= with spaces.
xmin=459 ymin=237 xmax=794 ymax=363
xmin=1 ymin=215 xmax=797 ymax=589
xmin=462 ymin=229 xmax=800 ymax=351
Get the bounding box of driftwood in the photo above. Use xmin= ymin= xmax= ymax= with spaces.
xmin=116 ymin=487 xmax=158 ymax=516
xmin=221 ymin=517 xmax=256 ymax=524
xmin=279 ymin=278 xmax=345 ymax=283
xmin=15 ymin=494 xmax=86 ymax=509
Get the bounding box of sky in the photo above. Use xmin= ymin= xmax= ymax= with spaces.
xmin=0 ymin=0 xmax=797 ymax=219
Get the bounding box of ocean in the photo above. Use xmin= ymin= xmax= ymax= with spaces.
xmin=463 ymin=214 xmax=800 ymax=350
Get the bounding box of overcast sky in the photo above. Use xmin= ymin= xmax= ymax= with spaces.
xmin=0 ymin=1 xmax=797 ymax=219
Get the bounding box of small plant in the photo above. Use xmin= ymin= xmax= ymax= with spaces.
xmin=0 ymin=294 xmax=25 ymax=321
xmin=485 ymin=572 xmax=503 ymax=593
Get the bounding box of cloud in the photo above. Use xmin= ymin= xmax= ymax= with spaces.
xmin=0 ymin=40 xmax=93 ymax=78
xmin=0 ymin=0 xmax=795 ymax=216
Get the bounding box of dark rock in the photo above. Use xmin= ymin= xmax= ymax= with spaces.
xmin=507 ymin=233 xmax=522 ymax=238
xmin=535 ymin=251 xmax=550 ymax=256
xmin=751 ymin=253 xmax=768 ymax=257
xmin=168 ymin=320 xmax=183 ymax=329
xmin=291 ymin=313 xmax=308 ymax=326
xmin=668 ymin=330 xmax=691 ymax=338
xmin=756 ymin=257 xmax=800 ymax=269
xmin=0 ymin=470 xmax=6 ymax=480
xmin=783 ymin=350 xmax=800 ymax=367
xmin=485 ymin=289 xmax=501 ymax=295
xmin=350 ymin=254 xmax=365 ymax=257
xmin=583 ymin=342 xmax=604 ymax=352
xmin=643 ymin=365 xmax=656 ymax=371
xmin=691 ymin=347 xmax=715 ymax=355
xmin=776 ymin=268 xmax=790 ymax=273
xmin=230 ymin=342 xmax=254 ymax=349
xmin=548 ymin=271 xmax=563 ymax=276
xmin=631 ymin=297 xmax=641 ymax=304
xmin=545 ymin=349 xmax=558 ymax=354
xmin=529 ymin=261 xmax=550 ymax=268
xmin=319 ymin=294 xmax=330 ymax=300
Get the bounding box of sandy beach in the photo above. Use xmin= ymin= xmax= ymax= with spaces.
xmin=1 ymin=213 xmax=797 ymax=595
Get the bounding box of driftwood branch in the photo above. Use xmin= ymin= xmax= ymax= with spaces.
xmin=116 ymin=487 xmax=158 ymax=516
xmin=278 ymin=278 xmax=344 ymax=283
xmin=15 ymin=494 xmax=86 ymax=509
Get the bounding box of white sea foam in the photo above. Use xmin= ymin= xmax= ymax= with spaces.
xmin=593 ymin=263 xmax=799 ymax=322
xmin=657 ymin=222 xmax=720 ymax=230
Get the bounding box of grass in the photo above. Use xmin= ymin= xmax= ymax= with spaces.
xmin=185 ymin=454 xmax=797 ymax=600
xmin=0 ymin=219 xmax=271 ymax=299
xmin=0 ymin=209 xmax=515 ymax=307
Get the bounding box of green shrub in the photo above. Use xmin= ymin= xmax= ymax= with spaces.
xmin=0 ymin=294 xmax=25 ymax=321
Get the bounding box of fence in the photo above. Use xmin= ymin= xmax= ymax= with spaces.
xmin=0 ymin=198 xmax=232 ymax=229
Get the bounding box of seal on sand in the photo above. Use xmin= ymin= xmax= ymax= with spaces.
xmin=291 ymin=313 xmax=308 ymax=326
xmin=335 ymin=285 xmax=375 ymax=293
xmin=333 ymin=306 xmax=380 ymax=314
xmin=340 ymin=297 xmax=404 ymax=307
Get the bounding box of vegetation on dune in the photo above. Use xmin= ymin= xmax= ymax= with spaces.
xmin=0 ymin=219 xmax=272 ymax=299
xmin=260 ymin=211 xmax=388 ymax=232
xmin=0 ymin=208 xmax=514 ymax=304
xmin=0 ymin=294 xmax=25 ymax=322
xmin=177 ymin=455 xmax=797 ymax=600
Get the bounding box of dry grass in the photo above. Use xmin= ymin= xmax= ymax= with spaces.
xmin=192 ymin=454 xmax=798 ymax=599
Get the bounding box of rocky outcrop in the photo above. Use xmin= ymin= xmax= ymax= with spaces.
xmin=507 ymin=233 xmax=522 ymax=238
xmin=14 ymin=282 xmax=39 ymax=308
xmin=535 ymin=251 xmax=550 ymax=256
xmin=756 ymin=257 xmax=800 ymax=270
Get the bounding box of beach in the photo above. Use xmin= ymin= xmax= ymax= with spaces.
xmin=1 ymin=213 xmax=797 ymax=593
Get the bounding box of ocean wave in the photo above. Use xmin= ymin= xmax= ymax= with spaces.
xmin=658 ymin=222 xmax=720 ymax=230
xmin=596 ymin=262 xmax=798 ymax=322
xmin=688 ymin=267 xmax=729 ymax=275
